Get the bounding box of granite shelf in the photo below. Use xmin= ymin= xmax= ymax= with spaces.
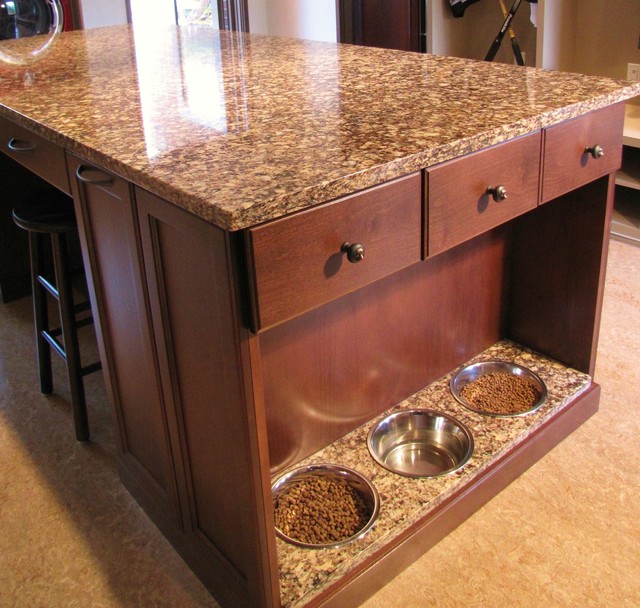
xmin=275 ymin=340 xmax=592 ymax=608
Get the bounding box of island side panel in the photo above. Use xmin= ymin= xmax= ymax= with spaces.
xmin=67 ymin=153 xmax=184 ymax=529
xmin=508 ymin=174 xmax=614 ymax=376
xmin=134 ymin=188 xmax=280 ymax=608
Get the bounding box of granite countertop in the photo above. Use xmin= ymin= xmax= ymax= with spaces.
xmin=0 ymin=24 xmax=639 ymax=231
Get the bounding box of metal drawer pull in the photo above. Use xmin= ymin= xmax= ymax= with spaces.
xmin=7 ymin=137 xmax=35 ymax=152
xmin=341 ymin=242 xmax=365 ymax=263
xmin=486 ymin=184 xmax=508 ymax=202
xmin=76 ymin=165 xmax=114 ymax=186
xmin=584 ymin=144 xmax=604 ymax=159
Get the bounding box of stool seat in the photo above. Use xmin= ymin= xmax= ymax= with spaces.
xmin=12 ymin=189 xmax=76 ymax=233
xmin=12 ymin=188 xmax=101 ymax=442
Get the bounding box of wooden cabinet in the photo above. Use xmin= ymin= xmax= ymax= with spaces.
xmin=57 ymin=104 xmax=623 ymax=608
xmin=0 ymin=115 xmax=70 ymax=194
xmin=337 ymin=0 xmax=425 ymax=52
xmin=247 ymin=173 xmax=422 ymax=330
xmin=542 ymin=104 xmax=625 ymax=203
xmin=427 ymin=132 xmax=541 ymax=256
xmin=66 ymin=155 xmax=278 ymax=608
xmin=133 ymin=187 xmax=277 ymax=608
xmin=612 ymin=105 xmax=640 ymax=244
xmin=66 ymin=155 xmax=183 ymax=529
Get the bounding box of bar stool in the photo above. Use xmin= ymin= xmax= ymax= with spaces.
xmin=12 ymin=189 xmax=101 ymax=442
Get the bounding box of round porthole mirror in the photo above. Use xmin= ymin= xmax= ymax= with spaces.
xmin=0 ymin=0 xmax=63 ymax=65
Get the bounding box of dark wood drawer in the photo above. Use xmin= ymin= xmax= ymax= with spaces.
xmin=247 ymin=173 xmax=422 ymax=330
xmin=0 ymin=116 xmax=70 ymax=194
xmin=541 ymin=104 xmax=624 ymax=203
xmin=427 ymin=132 xmax=541 ymax=256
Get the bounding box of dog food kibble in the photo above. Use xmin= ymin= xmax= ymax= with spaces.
xmin=460 ymin=372 xmax=540 ymax=414
xmin=274 ymin=476 xmax=370 ymax=545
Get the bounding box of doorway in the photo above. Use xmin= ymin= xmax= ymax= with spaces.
xmin=126 ymin=0 xmax=247 ymax=30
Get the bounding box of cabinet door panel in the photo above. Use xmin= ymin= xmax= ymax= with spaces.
xmin=427 ymin=132 xmax=541 ymax=256
xmin=67 ymin=154 xmax=181 ymax=524
xmin=248 ymin=173 xmax=422 ymax=330
xmin=135 ymin=187 xmax=278 ymax=608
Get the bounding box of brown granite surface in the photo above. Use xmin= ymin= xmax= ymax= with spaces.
xmin=0 ymin=25 xmax=639 ymax=230
xmin=275 ymin=340 xmax=592 ymax=608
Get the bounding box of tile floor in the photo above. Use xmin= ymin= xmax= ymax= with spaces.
xmin=1 ymin=239 xmax=638 ymax=608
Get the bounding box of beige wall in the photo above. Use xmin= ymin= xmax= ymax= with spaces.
xmin=79 ymin=0 xmax=129 ymax=29
xmin=536 ymin=0 xmax=577 ymax=71
xmin=429 ymin=0 xmax=538 ymax=67
xmin=248 ymin=0 xmax=337 ymax=42
xmin=573 ymin=0 xmax=640 ymax=80
xmin=430 ymin=0 xmax=640 ymax=83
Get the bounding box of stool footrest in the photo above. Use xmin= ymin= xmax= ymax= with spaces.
xmin=75 ymin=316 xmax=96 ymax=330
xmin=74 ymin=301 xmax=92 ymax=315
xmin=37 ymin=275 xmax=59 ymax=300
xmin=42 ymin=329 xmax=66 ymax=360
xmin=81 ymin=361 xmax=102 ymax=376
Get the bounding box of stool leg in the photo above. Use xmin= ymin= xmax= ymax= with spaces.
xmin=28 ymin=232 xmax=53 ymax=394
xmin=51 ymin=231 xmax=90 ymax=442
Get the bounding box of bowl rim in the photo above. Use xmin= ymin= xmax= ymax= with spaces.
xmin=449 ymin=359 xmax=548 ymax=417
xmin=367 ymin=408 xmax=474 ymax=478
xmin=271 ymin=463 xmax=380 ymax=549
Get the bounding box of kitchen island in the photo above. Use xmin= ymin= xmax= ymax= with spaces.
xmin=1 ymin=24 xmax=639 ymax=608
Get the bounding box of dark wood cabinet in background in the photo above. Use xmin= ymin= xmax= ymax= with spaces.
xmin=337 ymin=0 xmax=425 ymax=52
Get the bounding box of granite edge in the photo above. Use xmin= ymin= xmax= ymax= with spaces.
xmin=2 ymin=83 xmax=639 ymax=232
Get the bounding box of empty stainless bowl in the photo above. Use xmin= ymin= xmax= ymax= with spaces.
xmin=367 ymin=409 xmax=474 ymax=478
xmin=450 ymin=360 xmax=547 ymax=417
xmin=271 ymin=463 xmax=380 ymax=549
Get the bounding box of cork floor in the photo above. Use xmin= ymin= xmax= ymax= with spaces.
xmin=1 ymin=238 xmax=639 ymax=608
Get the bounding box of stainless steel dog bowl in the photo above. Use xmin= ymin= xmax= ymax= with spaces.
xmin=450 ymin=360 xmax=547 ymax=417
xmin=271 ymin=463 xmax=380 ymax=549
xmin=367 ymin=409 xmax=474 ymax=478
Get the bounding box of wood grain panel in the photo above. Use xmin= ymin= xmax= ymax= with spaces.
xmin=427 ymin=132 xmax=541 ymax=257
xmin=337 ymin=0 xmax=424 ymax=52
xmin=67 ymin=154 xmax=181 ymax=525
xmin=260 ymin=227 xmax=509 ymax=472
xmin=135 ymin=187 xmax=279 ymax=608
xmin=0 ymin=115 xmax=70 ymax=194
xmin=541 ymin=103 xmax=624 ymax=203
xmin=509 ymin=175 xmax=613 ymax=375
xmin=248 ymin=173 xmax=422 ymax=330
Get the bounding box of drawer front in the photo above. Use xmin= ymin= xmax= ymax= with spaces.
xmin=541 ymin=103 xmax=624 ymax=203
xmin=248 ymin=173 xmax=422 ymax=330
xmin=427 ymin=132 xmax=541 ymax=256
xmin=0 ymin=116 xmax=70 ymax=194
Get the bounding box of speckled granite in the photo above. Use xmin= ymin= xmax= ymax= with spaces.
xmin=275 ymin=340 xmax=592 ymax=608
xmin=0 ymin=25 xmax=639 ymax=230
